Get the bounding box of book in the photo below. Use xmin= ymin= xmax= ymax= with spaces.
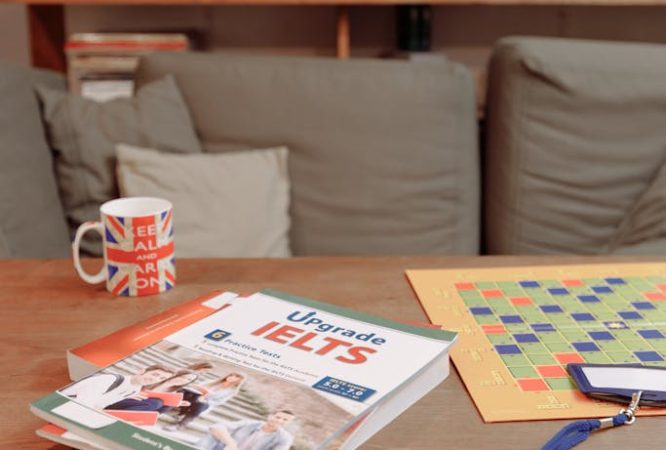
xmin=36 ymin=423 xmax=104 ymax=450
xmin=33 ymin=289 xmax=456 ymax=450
xmin=65 ymin=32 xmax=189 ymax=101
xmin=67 ymin=290 xmax=237 ymax=381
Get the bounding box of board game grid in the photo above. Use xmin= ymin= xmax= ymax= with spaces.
xmin=458 ymin=276 xmax=666 ymax=392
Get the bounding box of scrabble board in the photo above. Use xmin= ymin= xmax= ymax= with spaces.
xmin=406 ymin=263 xmax=666 ymax=422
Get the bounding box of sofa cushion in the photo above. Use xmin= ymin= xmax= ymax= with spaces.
xmin=38 ymin=75 xmax=202 ymax=255
xmin=136 ymin=53 xmax=479 ymax=256
xmin=610 ymin=163 xmax=666 ymax=254
xmin=0 ymin=62 xmax=70 ymax=258
xmin=485 ymin=37 xmax=666 ymax=254
xmin=116 ymin=143 xmax=291 ymax=258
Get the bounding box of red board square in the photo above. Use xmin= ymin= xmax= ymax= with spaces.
xmin=554 ymin=353 xmax=585 ymax=365
xmin=481 ymin=324 xmax=507 ymax=334
xmin=517 ymin=379 xmax=549 ymax=392
xmin=455 ymin=282 xmax=475 ymax=291
xmin=562 ymin=279 xmax=584 ymax=287
xmin=656 ymin=284 xmax=666 ymax=292
xmin=537 ymin=365 xmax=568 ymax=378
xmin=482 ymin=289 xmax=503 ymax=298
xmin=645 ymin=292 xmax=666 ymax=301
xmin=510 ymin=297 xmax=533 ymax=306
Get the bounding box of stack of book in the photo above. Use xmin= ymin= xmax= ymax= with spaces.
xmin=66 ymin=33 xmax=189 ymax=102
xmin=31 ymin=289 xmax=456 ymax=450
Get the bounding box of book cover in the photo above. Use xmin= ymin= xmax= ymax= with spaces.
xmin=33 ymin=289 xmax=456 ymax=450
xmin=67 ymin=291 xmax=237 ymax=380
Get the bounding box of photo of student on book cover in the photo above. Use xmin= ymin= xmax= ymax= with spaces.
xmin=57 ymin=340 xmax=354 ymax=449
xmin=60 ymin=364 xmax=177 ymax=410
xmin=160 ymin=372 xmax=246 ymax=430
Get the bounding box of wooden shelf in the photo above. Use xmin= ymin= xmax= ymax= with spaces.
xmin=20 ymin=0 xmax=666 ymax=73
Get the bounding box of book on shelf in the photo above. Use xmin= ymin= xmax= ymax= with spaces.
xmin=33 ymin=289 xmax=456 ymax=450
xmin=65 ymin=32 xmax=189 ymax=102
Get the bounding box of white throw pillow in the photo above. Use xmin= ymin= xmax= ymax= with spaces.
xmin=116 ymin=143 xmax=291 ymax=257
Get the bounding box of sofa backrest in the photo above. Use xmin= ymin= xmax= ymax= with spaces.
xmin=485 ymin=37 xmax=666 ymax=255
xmin=136 ymin=53 xmax=479 ymax=256
xmin=0 ymin=62 xmax=71 ymax=258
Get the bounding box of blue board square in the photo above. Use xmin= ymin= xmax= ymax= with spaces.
xmin=470 ymin=307 xmax=493 ymax=315
xmin=531 ymin=323 xmax=556 ymax=333
xmin=578 ymin=295 xmax=601 ymax=303
xmin=540 ymin=305 xmax=563 ymax=313
xmin=500 ymin=315 xmax=524 ymax=324
xmin=604 ymin=321 xmax=628 ymax=330
xmin=638 ymin=330 xmax=665 ymax=339
xmin=573 ymin=342 xmax=600 ymax=352
xmin=514 ymin=333 xmax=539 ymax=343
xmin=592 ymin=286 xmax=613 ymax=294
xmin=548 ymin=288 xmax=569 ymax=296
xmin=588 ymin=331 xmax=615 ymax=341
xmin=571 ymin=313 xmax=595 ymax=321
xmin=632 ymin=302 xmax=655 ymax=310
xmin=618 ymin=311 xmax=642 ymax=320
xmin=634 ymin=351 xmax=664 ymax=362
xmin=519 ymin=281 xmax=540 ymax=288
xmin=605 ymin=278 xmax=626 ymax=285
xmin=495 ymin=344 xmax=522 ymax=355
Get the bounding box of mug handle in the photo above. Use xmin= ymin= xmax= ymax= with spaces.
xmin=73 ymin=221 xmax=106 ymax=284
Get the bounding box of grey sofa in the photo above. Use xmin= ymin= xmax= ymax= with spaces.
xmin=2 ymin=36 xmax=665 ymax=258
xmin=485 ymin=37 xmax=666 ymax=255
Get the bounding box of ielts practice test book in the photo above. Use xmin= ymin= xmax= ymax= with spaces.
xmin=31 ymin=289 xmax=456 ymax=450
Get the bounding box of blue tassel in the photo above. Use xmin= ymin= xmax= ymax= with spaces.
xmin=542 ymin=414 xmax=628 ymax=450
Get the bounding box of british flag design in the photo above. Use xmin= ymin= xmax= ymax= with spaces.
xmin=102 ymin=209 xmax=175 ymax=296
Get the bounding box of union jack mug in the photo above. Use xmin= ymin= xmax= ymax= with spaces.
xmin=72 ymin=197 xmax=176 ymax=296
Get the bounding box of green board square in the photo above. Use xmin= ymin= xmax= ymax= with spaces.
xmin=582 ymin=353 xmax=611 ymax=364
xmin=492 ymin=306 xmax=518 ymax=315
xmin=509 ymin=366 xmax=538 ymax=378
xmin=546 ymin=378 xmax=576 ymax=391
xmin=528 ymin=353 xmax=556 ymax=365
xmin=560 ymin=330 xmax=589 ymax=341
xmin=488 ymin=297 xmax=509 ymax=305
xmin=607 ymin=352 xmax=638 ymax=363
xmin=474 ymin=315 xmax=500 ymax=325
xmin=546 ymin=342 xmax=572 ymax=352
xmin=594 ymin=311 xmax=623 ymax=321
xmin=519 ymin=343 xmax=548 ymax=354
xmin=622 ymin=340 xmax=655 ymax=351
xmin=597 ymin=341 xmax=626 ymax=352
xmin=476 ymin=282 xmax=498 ymax=289
xmin=501 ymin=354 xmax=530 ymax=367
xmin=582 ymin=278 xmax=604 ymax=285
xmin=646 ymin=276 xmax=666 ymax=283
xmin=549 ymin=314 xmax=574 ymax=323
xmin=612 ymin=330 xmax=639 ymax=340
xmin=459 ymin=290 xmax=483 ymax=300
xmin=516 ymin=306 xmax=540 ymax=314
xmin=463 ymin=298 xmax=488 ymax=307
xmin=522 ymin=314 xmax=549 ymax=323
xmin=648 ymin=340 xmax=666 ymax=351
xmin=539 ymin=333 xmax=566 ymax=343
xmin=486 ymin=333 xmax=515 ymax=345
xmin=498 ymin=281 xmax=519 ymax=290
xmin=532 ymin=297 xmax=555 ymax=306
xmin=568 ymin=287 xmax=589 ymax=294
xmin=503 ymin=289 xmax=525 ymax=296
xmin=505 ymin=323 xmax=530 ymax=332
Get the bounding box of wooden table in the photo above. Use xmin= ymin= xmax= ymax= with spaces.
xmin=2 ymin=256 xmax=664 ymax=449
